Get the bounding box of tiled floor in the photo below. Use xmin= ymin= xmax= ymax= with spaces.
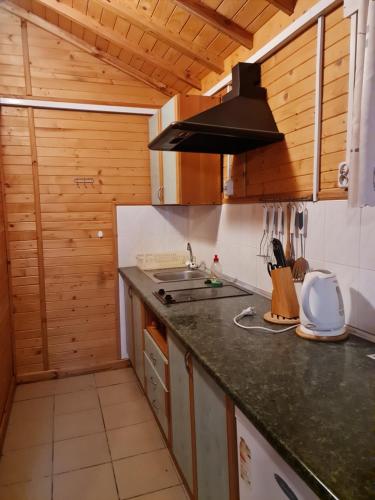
xmin=0 ymin=368 xmax=188 ymax=500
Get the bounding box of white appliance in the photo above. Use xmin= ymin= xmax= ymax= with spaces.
xmin=236 ymin=408 xmax=318 ymax=500
xmin=298 ymin=270 xmax=346 ymax=339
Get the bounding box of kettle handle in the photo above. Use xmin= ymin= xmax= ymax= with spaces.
xmin=301 ymin=275 xmax=321 ymax=325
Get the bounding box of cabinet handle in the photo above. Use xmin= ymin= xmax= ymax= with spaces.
xmin=127 ymin=287 xmax=132 ymax=298
xmin=150 ymin=375 xmax=157 ymax=387
xmin=152 ymin=399 xmax=160 ymax=410
xmin=150 ymin=353 xmax=157 ymax=366
xmin=274 ymin=474 xmax=298 ymax=500
xmin=157 ymin=186 xmax=163 ymax=202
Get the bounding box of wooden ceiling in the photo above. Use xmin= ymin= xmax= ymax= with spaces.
xmin=1 ymin=0 xmax=296 ymax=96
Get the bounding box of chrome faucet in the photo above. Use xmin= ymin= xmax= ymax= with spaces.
xmin=187 ymin=242 xmax=196 ymax=269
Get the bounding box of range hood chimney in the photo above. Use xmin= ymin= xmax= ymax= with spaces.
xmin=148 ymin=63 xmax=284 ymax=155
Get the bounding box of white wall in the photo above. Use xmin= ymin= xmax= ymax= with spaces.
xmin=188 ymin=201 xmax=375 ymax=338
xmin=117 ymin=205 xmax=189 ymax=267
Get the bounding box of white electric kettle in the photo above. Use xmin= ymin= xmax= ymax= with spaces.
xmin=299 ymin=270 xmax=346 ymax=338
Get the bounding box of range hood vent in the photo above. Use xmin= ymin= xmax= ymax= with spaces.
xmin=148 ymin=63 xmax=284 ymax=155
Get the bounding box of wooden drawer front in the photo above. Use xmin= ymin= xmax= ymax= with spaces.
xmin=144 ymin=329 xmax=167 ymax=388
xmin=144 ymin=352 xmax=168 ymax=437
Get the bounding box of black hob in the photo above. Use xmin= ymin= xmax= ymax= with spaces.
xmin=153 ymin=284 xmax=252 ymax=305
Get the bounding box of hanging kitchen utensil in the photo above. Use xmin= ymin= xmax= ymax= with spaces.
xmin=289 ymin=204 xmax=296 ymax=267
xmin=277 ymin=205 xmax=284 ymax=244
xmin=284 ymin=204 xmax=292 ymax=266
xmin=257 ymin=205 xmax=269 ymax=257
xmin=292 ymin=209 xmax=309 ymax=281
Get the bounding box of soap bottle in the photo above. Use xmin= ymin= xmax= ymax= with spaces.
xmin=210 ymin=254 xmax=222 ymax=280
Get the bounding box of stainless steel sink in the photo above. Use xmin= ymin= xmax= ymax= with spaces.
xmin=143 ymin=268 xmax=206 ymax=283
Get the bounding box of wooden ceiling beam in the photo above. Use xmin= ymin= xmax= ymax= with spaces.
xmin=0 ymin=0 xmax=175 ymax=97
xmin=15 ymin=0 xmax=202 ymax=90
xmin=264 ymin=0 xmax=296 ymax=15
xmin=171 ymin=0 xmax=253 ymax=50
xmin=94 ymin=0 xmax=223 ymax=74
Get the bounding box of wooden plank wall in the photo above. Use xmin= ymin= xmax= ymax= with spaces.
xmin=0 ymin=8 xmax=155 ymax=375
xmin=0 ymin=8 xmax=167 ymax=107
xmin=1 ymin=107 xmax=45 ymax=373
xmin=0 ymin=123 xmax=14 ymax=427
xmin=35 ymin=108 xmax=150 ymax=370
xmin=1 ymin=106 xmax=150 ymax=374
xmin=226 ymin=5 xmax=350 ymax=201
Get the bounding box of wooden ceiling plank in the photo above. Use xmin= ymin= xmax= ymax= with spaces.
xmin=171 ymin=0 xmax=253 ymax=49
xmin=264 ymin=0 xmax=296 ymax=15
xmin=6 ymin=0 xmax=201 ymax=89
xmin=93 ymin=0 xmax=223 ymax=73
xmin=0 ymin=0 xmax=175 ymax=96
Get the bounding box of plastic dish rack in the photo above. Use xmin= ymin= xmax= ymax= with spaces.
xmin=136 ymin=252 xmax=189 ymax=270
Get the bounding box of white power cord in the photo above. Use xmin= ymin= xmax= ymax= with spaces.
xmin=233 ymin=307 xmax=300 ymax=333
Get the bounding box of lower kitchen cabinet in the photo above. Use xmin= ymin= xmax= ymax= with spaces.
xmin=193 ymin=358 xmax=230 ymax=500
xmin=131 ymin=291 xmax=145 ymax=388
xmin=168 ymin=332 xmax=194 ymax=495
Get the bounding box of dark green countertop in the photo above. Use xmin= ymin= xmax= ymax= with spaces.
xmin=119 ymin=266 xmax=375 ymax=500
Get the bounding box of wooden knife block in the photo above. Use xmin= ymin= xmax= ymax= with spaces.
xmin=268 ymin=267 xmax=299 ymax=321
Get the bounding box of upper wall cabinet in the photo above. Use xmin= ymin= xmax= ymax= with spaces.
xmin=149 ymin=95 xmax=222 ymax=205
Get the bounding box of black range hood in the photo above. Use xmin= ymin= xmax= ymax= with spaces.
xmin=148 ymin=63 xmax=284 ymax=155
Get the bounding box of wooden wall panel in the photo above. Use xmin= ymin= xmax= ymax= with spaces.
xmin=34 ymin=108 xmax=150 ymax=371
xmin=0 ymin=129 xmax=14 ymax=432
xmin=1 ymin=106 xmax=44 ymax=374
xmin=0 ymin=9 xmax=167 ymax=107
xmin=226 ymin=5 xmax=349 ymax=201
xmin=320 ymin=8 xmax=350 ymax=195
xmin=0 ymin=10 xmax=26 ymax=96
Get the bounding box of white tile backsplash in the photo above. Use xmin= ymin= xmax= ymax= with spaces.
xmin=116 ymin=201 xmax=375 ymax=337
xmin=187 ymin=201 xmax=375 ymax=337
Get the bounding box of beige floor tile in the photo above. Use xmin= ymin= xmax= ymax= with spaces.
xmin=14 ymin=380 xmax=56 ymax=401
xmin=102 ymin=398 xmax=153 ymax=430
xmin=0 ymin=444 xmax=52 ymax=485
xmin=0 ymin=477 xmax=51 ymax=500
xmin=127 ymin=485 xmax=189 ymax=500
xmin=54 ymin=374 xmax=95 ymax=395
xmin=95 ymin=368 xmax=136 ymax=388
xmin=113 ymin=449 xmax=180 ymax=499
xmin=53 ymin=432 xmax=110 ymax=474
xmin=9 ymin=397 xmax=54 ymax=425
xmin=54 ymin=408 xmax=104 ymax=441
xmin=98 ymin=382 xmax=143 ymax=407
xmin=4 ymin=416 xmax=53 ymax=451
xmin=108 ymin=420 xmax=165 ymax=460
xmin=55 ymin=389 xmax=99 ymax=416
xmin=53 ymin=463 xmax=117 ymax=500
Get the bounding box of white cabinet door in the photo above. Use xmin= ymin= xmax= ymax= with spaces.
xmin=161 ymin=97 xmax=178 ymax=204
xmin=236 ymin=409 xmax=318 ymax=500
xmin=149 ymin=112 xmax=162 ymax=205
xmin=132 ymin=292 xmax=144 ymax=388
xmin=193 ymin=358 xmax=229 ymax=500
xmin=168 ymin=332 xmax=194 ymax=492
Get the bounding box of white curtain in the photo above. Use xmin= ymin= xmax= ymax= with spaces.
xmin=349 ymin=0 xmax=375 ymax=207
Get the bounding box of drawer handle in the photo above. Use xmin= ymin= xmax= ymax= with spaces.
xmin=274 ymin=474 xmax=298 ymax=500
xmin=150 ymin=353 xmax=157 ymax=366
xmin=152 ymin=399 xmax=160 ymax=410
xmin=150 ymin=375 xmax=157 ymax=387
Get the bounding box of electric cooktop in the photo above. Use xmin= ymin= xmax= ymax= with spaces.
xmin=154 ymin=284 xmax=252 ymax=305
